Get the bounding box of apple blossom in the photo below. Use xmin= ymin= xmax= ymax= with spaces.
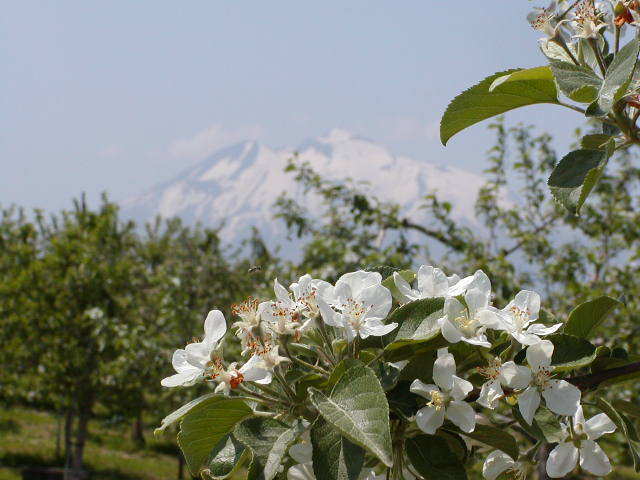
xmin=516 ymin=340 xmax=581 ymax=424
xmin=546 ymin=405 xmax=616 ymax=478
xmin=488 ymin=290 xmax=562 ymax=345
xmin=392 ymin=265 xmax=473 ymax=304
xmin=410 ymin=348 xmax=476 ymax=434
xmin=439 ymin=270 xmax=498 ymax=348
xmin=318 ymin=270 xmax=396 ymax=341
xmin=477 ymin=357 xmax=532 ymax=409
xmin=161 ymin=309 xmax=227 ymax=387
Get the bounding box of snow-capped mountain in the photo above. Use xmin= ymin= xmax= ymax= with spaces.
xmin=122 ymin=129 xmax=495 ymax=248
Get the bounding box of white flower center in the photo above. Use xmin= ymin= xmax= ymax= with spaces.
xmin=532 ymin=365 xmax=553 ymax=390
xmin=479 ymin=358 xmax=502 ymax=380
xmin=509 ymin=306 xmax=530 ymax=331
xmin=428 ymin=390 xmax=448 ymax=411
xmin=454 ymin=311 xmax=480 ymax=337
xmin=342 ymin=298 xmax=369 ymax=332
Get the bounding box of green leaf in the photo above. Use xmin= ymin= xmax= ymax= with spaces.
xmin=533 ymin=407 xmax=565 ymax=443
xmin=308 ymin=360 xmax=393 ymax=466
xmin=598 ymin=38 xmax=640 ymax=112
xmin=310 ymin=417 xmax=365 ymax=480
xmin=405 ymin=435 xmax=468 ymax=480
xmin=441 ymin=67 xmax=559 ymax=145
xmin=155 ymin=393 xmax=217 ymax=434
xmin=453 ymin=424 xmax=518 ymax=461
xmin=235 ymin=418 xmax=304 ymax=480
xmin=546 ymin=334 xmax=598 ymax=371
xmin=177 ymin=397 xmax=253 ymax=476
xmin=596 ymin=397 xmax=640 ymax=472
xmin=550 ymin=60 xmax=601 ymax=103
xmin=204 ymin=434 xmax=249 ymax=479
xmin=547 ymin=143 xmax=613 ymax=214
xmin=580 ymin=134 xmax=613 ymax=150
xmin=382 ymin=269 xmax=415 ymax=303
xmin=382 ymin=298 xmax=447 ymax=361
xmin=563 ymin=296 xmax=621 ymax=338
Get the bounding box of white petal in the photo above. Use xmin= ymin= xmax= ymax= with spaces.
xmin=499 ymin=362 xmax=531 ymax=390
xmin=440 ymin=318 xmax=463 ymax=344
xmin=477 ymin=308 xmax=505 ymax=330
xmin=415 ymin=406 xmax=445 ymax=435
xmin=171 ymin=349 xmax=191 ymax=373
xmin=417 ymin=265 xmax=449 ymax=297
xmin=511 ymin=331 xmax=544 ymax=346
xmin=468 ymin=270 xmax=491 ymax=297
xmin=317 ymin=296 xmax=342 ymax=327
xmin=461 ymin=334 xmax=491 ymax=348
xmin=433 ymin=347 xmax=456 ymax=391
xmin=465 ymin=287 xmax=489 ymax=318
xmin=203 ymin=309 xmax=227 ymax=345
xmin=359 ymin=284 xmax=392 ymax=319
xmin=546 ymin=442 xmax=579 ymax=478
xmin=477 ymin=380 xmax=503 ymax=409
xmin=450 ymin=375 xmax=473 ymax=401
xmin=526 ymin=340 xmax=553 ymax=370
xmin=513 ymin=290 xmax=540 ymax=320
xmin=184 ymin=342 xmax=210 ymax=368
xmin=161 ymin=371 xmax=200 ymax=387
xmin=362 ymin=318 xmax=397 ymax=337
xmin=274 ymin=278 xmax=291 ymax=304
xmin=445 ymin=297 xmax=466 ymax=320
xmin=518 ymin=386 xmax=541 ymax=425
xmin=482 ymin=451 xmax=514 ymax=480
xmin=409 ymin=380 xmax=439 ymax=399
xmin=585 ymin=413 xmax=616 ymax=440
xmin=447 ymin=274 xmax=474 ymax=297
xmin=542 ymin=380 xmax=581 ymax=417
xmin=446 ymin=401 xmax=476 ymax=433
xmin=579 ymin=440 xmax=612 ymax=476
xmin=525 ymin=322 xmax=562 ymax=336
xmin=393 ymin=271 xmax=416 ymax=303
xmin=335 ymin=270 xmax=381 ymax=298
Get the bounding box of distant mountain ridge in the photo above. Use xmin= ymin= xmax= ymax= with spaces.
xmin=121 ymin=129 xmax=498 ymax=248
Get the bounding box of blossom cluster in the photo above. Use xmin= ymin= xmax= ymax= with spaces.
xmin=161 ymin=267 xmax=618 ymax=479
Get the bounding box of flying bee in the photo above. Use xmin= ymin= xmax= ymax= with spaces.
xmin=248 ymin=265 xmax=262 ymax=273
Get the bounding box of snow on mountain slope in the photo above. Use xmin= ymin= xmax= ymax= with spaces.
xmin=121 ymin=130 xmax=497 ymax=247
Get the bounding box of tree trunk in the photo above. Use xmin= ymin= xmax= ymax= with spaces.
xmin=178 ymin=454 xmax=184 ymax=480
xmin=71 ymin=408 xmax=90 ymax=472
xmin=131 ymin=409 xmax=145 ymax=446
xmin=55 ymin=412 xmax=63 ymax=460
xmin=537 ymin=443 xmax=551 ymax=480
xmin=64 ymin=409 xmax=75 ymax=471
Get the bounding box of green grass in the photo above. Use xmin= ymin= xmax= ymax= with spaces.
xmin=0 ymin=407 xmax=183 ymax=480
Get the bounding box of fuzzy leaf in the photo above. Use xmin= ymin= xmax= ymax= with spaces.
xmin=546 ymin=334 xmax=598 ymax=371
xmin=598 ymin=38 xmax=640 ymax=112
xmin=550 ymin=60 xmax=601 ymax=103
xmin=177 ymin=397 xmax=253 ymax=476
xmin=205 ymin=434 xmax=249 ymax=479
xmin=310 ymin=417 xmax=365 ymax=480
xmin=309 ymin=360 xmax=393 ymax=466
xmin=235 ymin=418 xmax=304 ymax=480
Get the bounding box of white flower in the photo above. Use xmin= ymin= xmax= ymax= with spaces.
xmin=439 ymin=270 xmax=498 ymax=348
xmin=231 ymin=297 xmax=269 ymax=353
xmin=572 ymin=0 xmax=607 ymax=38
xmin=392 ymin=265 xmax=474 ymax=304
xmin=241 ymin=343 xmax=290 ymax=385
xmin=546 ymin=405 xmax=616 ymax=478
xmin=213 ymin=355 xmax=271 ymax=395
xmin=530 ymin=3 xmax=566 ymax=40
xmin=515 ymin=340 xmax=581 ymax=424
xmin=483 ymin=450 xmax=527 ymax=480
xmin=477 ymin=358 xmax=532 ymax=409
xmin=289 ymin=274 xmax=333 ymax=318
xmin=410 ymin=348 xmax=476 ymax=435
xmin=488 ymin=290 xmax=562 ymax=345
xmin=318 ymin=270 xmax=396 ymax=341
xmin=161 ymin=310 xmax=227 ymax=387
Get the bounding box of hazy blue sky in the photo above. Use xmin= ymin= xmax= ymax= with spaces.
xmin=2 ymin=1 xmax=579 ymax=211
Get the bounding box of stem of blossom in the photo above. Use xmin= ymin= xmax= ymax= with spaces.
xmin=294 ymin=357 xmax=330 ymax=376
xmin=273 ymin=366 xmax=297 ymax=400
xmin=615 ymin=25 xmax=621 ymax=53
xmin=553 ymin=38 xmax=580 ymax=66
xmin=352 ymin=337 xmax=361 ymax=359
xmin=252 ymin=381 xmax=291 ymax=402
xmin=317 ymin=320 xmax=337 ymax=366
xmin=237 ymin=386 xmax=288 ymax=407
xmin=365 ymin=349 xmax=386 ymax=366
xmin=588 ymin=38 xmax=608 ymax=77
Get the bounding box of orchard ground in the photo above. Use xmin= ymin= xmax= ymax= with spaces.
xmin=0 ymin=407 xmax=243 ymax=480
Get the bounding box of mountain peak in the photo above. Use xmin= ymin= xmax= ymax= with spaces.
xmin=122 ymin=131 xmax=493 ymax=253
